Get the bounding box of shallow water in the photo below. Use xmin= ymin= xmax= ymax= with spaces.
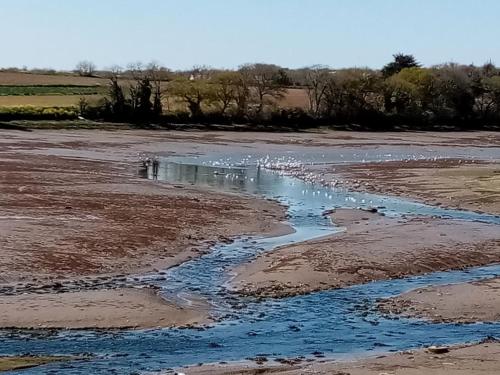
xmin=1 ymin=158 xmax=499 ymax=375
xmin=161 ymin=142 xmax=500 ymax=167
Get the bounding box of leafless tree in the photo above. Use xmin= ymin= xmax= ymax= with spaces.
xmin=75 ymin=60 xmax=96 ymax=77
xmin=233 ymin=70 xmax=252 ymax=117
xmin=322 ymin=69 xmax=381 ymax=119
xmin=147 ymin=62 xmax=170 ymax=115
xmin=188 ymin=65 xmax=215 ymax=80
xmin=240 ymin=64 xmax=286 ymax=114
xmin=169 ymin=78 xmax=216 ymax=118
xmin=108 ymin=65 xmax=123 ymax=77
xmin=303 ymin=65 xmax=330 ymax=117
xmin=125 ymin=63 xmax=144 ymax=111
xmin=212 ymin=72 xmax=239 ymax=114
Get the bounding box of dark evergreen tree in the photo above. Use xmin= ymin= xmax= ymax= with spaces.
xmin=382 ymin=53 xmax=420 ymax=77
xmin=108 ymin=76 xmax=127 ymax=116
xmin=136 ymin=77 xmax=153 ymax=117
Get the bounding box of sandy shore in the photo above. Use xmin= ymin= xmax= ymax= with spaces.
xmin=231 ymin=209 xmax=500 ymax=298
xmin=379 ymin=277 xmax=500 ymax=324
xmin=0 ymin=288 xmax=208 ymax=329
xmin=179 ymin=339 xmax=500 ymax=374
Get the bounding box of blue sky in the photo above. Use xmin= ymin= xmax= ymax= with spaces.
xmin=1 ymin=0 xmax=499 ymax=70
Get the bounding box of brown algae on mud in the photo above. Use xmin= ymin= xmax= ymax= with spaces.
xmin=0 ymin=356 xmax=74 ymax=372
xmin=0 ymin=132 xmax=289 ymax=330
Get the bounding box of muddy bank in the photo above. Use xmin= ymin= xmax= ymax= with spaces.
xmin=0 ymin=153 xmax=286 ymax=284
xmin=180 ymin=339 xmax=500 ymax=374
xmin=379 ymin=277 xmax=500 ymax=324
xmin=0 ymin=356 xmax=72 ymax=372
xmin=1 ymin=129 xmax=499 ymax=329
xmin=231 ymin=209 xmax=500 ymax=298
xmin=0 ymin=133 xmax=287 ymax=329
xmin=2 ymin=129 xmax=499 ymax=149
xmin=320 ymin=158 xmax=500 ymax=215
xmin=0 ymin=288 xmax=209 ymax=330
xmin=2 ymin=129 xmax=498 ymax=216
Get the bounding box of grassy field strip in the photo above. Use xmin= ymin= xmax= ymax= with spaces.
xmin=0 ymin=85 xmax=106 ymax=96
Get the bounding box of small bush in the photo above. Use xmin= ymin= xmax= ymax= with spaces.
xmin=0 ymin=106 xmax=78 ymax=120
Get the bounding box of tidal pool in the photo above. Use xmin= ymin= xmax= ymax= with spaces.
xmin=1 ymin=158 xmax=499 ymax=375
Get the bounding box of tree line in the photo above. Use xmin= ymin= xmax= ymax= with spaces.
xmin=77 ymin=55 xmax=500 ymax=130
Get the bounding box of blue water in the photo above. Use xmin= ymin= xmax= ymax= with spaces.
xmin=1 ymin=160 xmax=499 ymax=375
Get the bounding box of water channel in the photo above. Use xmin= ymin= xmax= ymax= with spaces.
xmin=1 ymin=154 xmax=499 ymax=374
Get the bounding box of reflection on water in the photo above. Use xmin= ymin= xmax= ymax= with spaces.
xmin=139 ymin=160 xmax=500 ymax=314
xmin=2 ymin=159 xmax=500 ymax=375
xmin=146 ymin=162 xmax=270 ymax=194
xmin=162 ymin=145 xmax=500 ymax=168
xmin=145 ymin=161 xmax=500 ymax=224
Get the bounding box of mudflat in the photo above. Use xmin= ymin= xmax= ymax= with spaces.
xmin=0 ymin=153 xmax=286 ymax=284
xmin=231 ymin=209 xmax=500 ymax=298
xmin=379 ymin=277 xmax=500 ymax=324
xmin=0 ymin=130 xmax=288 ymax=329
xmin=0 ymin=288 xmax=208 ymax=329
xmin=1 ymin=129 xmax=499 ymax=329
xmin=328 ymin=159 xmax=500 ymax=215
xmin=181 ymin=340 xmax=500 ymax=374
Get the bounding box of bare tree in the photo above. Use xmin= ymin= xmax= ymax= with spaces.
xmin=108 ymin=65 xmax=123 ymax=77
xmin=75 ymin=60 xmax=96 ymax=77
xmin=322 ymin=69 xmax=381 ymax=120
xmin=188 ymin=65 xmax=215 ymax=80
xmin=147 ymin=62 xmax=170 ymax=116
xmin=212 ymin=72 xmax=239 ymax=115
xmin=169 ymin=78 xmax=215 ymax=118
xmin=240 ymin=64 xmax=286 ymax=114
xmin=233 ymin=70 xmax=252 ymax=117
xmin=303 ymin=65 xmax=330 ymax=117
xmin=126 ymin=63 xmax=144 ymax=111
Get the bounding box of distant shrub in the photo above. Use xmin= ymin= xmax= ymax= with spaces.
xmin=0 ymin=106 xmax=78 ymax=120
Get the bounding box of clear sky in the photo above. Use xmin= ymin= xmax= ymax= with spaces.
xmin=2 ymin=0 xmax=499 ymax=71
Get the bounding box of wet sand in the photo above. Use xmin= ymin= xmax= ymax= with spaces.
xmin=1 ymin=129 xmax=499 ymax=329
xmin=231 ymin=209 xmax=500 ymax=298
xmin=327 ymin=159 xmax=500 ymax=215
xmin=379 ymin=277 xmax=500 ymax=324
xmin=180 ymin=339 xmax=500 ymax=374
xmin=2 ymin=129 xmax=498 ymax=150
xmin=0 ymin=153 xmax=286 ymax=284
xmin=0 ymin=288 xmax=208 ymax=329
xmin=0 ymin=131 xmax=288 ymax=329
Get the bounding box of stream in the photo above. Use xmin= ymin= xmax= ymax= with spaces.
xmin=1 ymin=154 xmax=499 ymax=374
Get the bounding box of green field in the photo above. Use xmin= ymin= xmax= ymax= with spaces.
xmin=0 ymin=85 xmax=106 ymax=96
